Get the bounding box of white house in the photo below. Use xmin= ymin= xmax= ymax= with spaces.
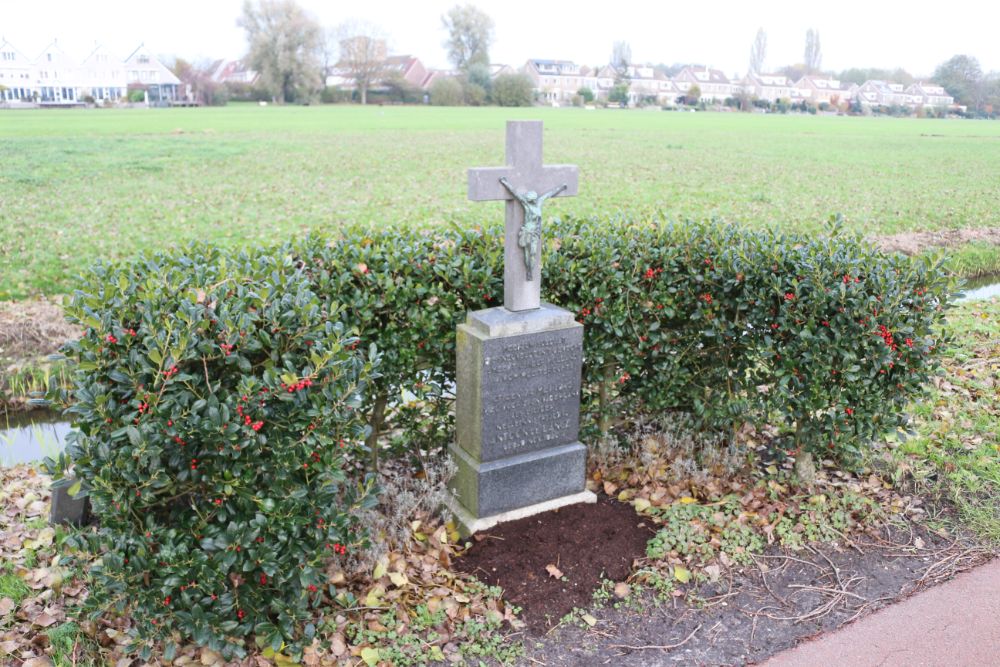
xmin=741 ymin=73 xmax=794 ymax=102
xmin=32 ymin=40 xmax=83 ymax=104
xmin=856 ymin=80 xmax=909 ymax=107
xmin=674 ymin=66 xmax=733 ymax=102
xmin=905 ymin=82 xmax=953 ymax=108
xmin=523 ymin=59 xmax=599 ymax=104
xmin=78 ymin=44 xmax=127 ymax=102
xmin=0 ymin=38 xmax=34 ymax=103
xmin=622 ymin=66 xmax=678 ymax=106
xmin=123 ymin=43 xmax=180 ymax=103
xmin=793 ymin=76 xmax=851 ymax=106
xmin=1 ymin=39 xmax=178 ymax=106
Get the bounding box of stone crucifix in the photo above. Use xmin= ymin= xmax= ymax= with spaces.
xmin=468 ymin=121 xmax=579 ymax=312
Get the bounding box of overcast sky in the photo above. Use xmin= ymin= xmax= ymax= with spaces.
xmin=2 ymin=0 xmax=997 ymax=77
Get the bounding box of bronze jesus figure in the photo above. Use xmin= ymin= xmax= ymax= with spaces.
xmin=499 ymin=177 xmax=568 ymax=281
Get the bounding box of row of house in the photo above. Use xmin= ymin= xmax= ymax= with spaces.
xmin=322 ymin=46 xmax=956 ymax=111
xmin=523 ymin=59 xmax=955 ymax=109
xmin=0 ymin=39 xmax=181 ymax=105
xmin=0 ymin=36 xmax=956 ymax=111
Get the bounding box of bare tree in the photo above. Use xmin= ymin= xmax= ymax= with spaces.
xmin=611 ymin=40 xmax=632 ymax=79
xmin=320 ymin=27 xmax=340 ymax=82
xmin=335 ymin=20 xmax=387 ymax=105
xmin=441 ymin=4 xmax=494 ymax=71
xmin=238 ymin=0 xmax=322 ymax=103
xmin=749 ymin=28 xmax=767 ymax=75
xmin=168 ymin=57 xmax=226 ymax=105
xmin=804 ymin=28 xmax=822 ymax=74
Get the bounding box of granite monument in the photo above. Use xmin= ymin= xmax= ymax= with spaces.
xmin=446 ymin=120 xmax=596 ymax=535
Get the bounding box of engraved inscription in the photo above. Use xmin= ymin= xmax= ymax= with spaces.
xmin=478 ymin=328 xmax=582 ymax=460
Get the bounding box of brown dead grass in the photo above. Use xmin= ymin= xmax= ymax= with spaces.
xmin=872 ymin=227 xmax=1000 ymax=255
xmin=0 ymin=298 xmax=82 ymax=361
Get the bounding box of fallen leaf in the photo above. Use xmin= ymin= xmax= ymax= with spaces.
xmin=200 ymin=648 xmax=223 ymax=665
xmin=373 ymin=556 xmax=389 ymax=580
xmin=360 ymin=647 xmax=380 ymax=666
xmin=613 ymin=582 xmax=630 ymax=599
xmin=0 ymin=597 xmax=15 ymax=616
xmin=581 ymin=613 xmax=598 ymax=627
xmin=23 ymin=658 xmax=54 ymax=667
xmin=633 ymin=498 xmax=651 ymax=512
xmin=673 ymin=566 xmax=692 ymax=584
xmin=388 ymin=571 xmax=409 ymax=588
xmin=33 ymin=611 xmax=58 ymax=628
xmin=545 ymin=564 xmax=564 ymax=579
xmin=364 ymin=585 xmax=384 ymax=607
xmin=330 ymin=634 xmax=347 ymax=657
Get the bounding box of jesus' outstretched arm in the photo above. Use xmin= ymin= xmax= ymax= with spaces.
xmin=538 ymin=183 xmax=568 ymax=203
xmin=498 ymin=177 xmax=527 ymax=204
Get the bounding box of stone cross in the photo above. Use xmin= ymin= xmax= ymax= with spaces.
xmin=468 ymin=121 xmax=578 ymax=312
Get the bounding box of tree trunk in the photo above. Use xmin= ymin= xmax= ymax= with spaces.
xmin=360 ymin=85 xmax=367 ymax=105
xmin=598 ymin=362 xmax=615 ymax=435
xmin=365 ymin=392 xmax=388 ymax=473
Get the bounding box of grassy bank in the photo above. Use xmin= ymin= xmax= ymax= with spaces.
xmin=3 ymin=105 xmax=1000 ymax=298
xmin=883 ymin=298 xmax=1000 ymax=542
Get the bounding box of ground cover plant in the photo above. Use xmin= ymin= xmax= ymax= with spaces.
xmin=3 ymin=106 xmax=1000 ymax=300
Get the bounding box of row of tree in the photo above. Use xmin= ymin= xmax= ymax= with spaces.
xmin=168 ymin=1 xmax=504 ymax=106
xmin=233 ymin=0 xmax=500 ymax=105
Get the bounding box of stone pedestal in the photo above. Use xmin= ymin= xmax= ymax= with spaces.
xmin=50 ymin=478 xmax=89 ymax=526
xmin=446 ymin=303 xmax=596 ymax=535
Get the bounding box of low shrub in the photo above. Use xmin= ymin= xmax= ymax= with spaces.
xmin=545 ymin=217 xmax=954 ymax=461
xmin=58 ymin=245 xmax=378 ymax=659
xmin=295 ymin=228 xmax=502 ymax=463
xmin=290 ymin=217 xmax=953 ymax=465
xmin=55 ymin=216 xmax=953 ymax=656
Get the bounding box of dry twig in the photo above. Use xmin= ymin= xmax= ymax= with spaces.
xmin=609 ymin=624 xmax=702 ymax=652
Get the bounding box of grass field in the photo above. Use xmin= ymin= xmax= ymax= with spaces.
xmin=3 ymin=105 xmax=1000 ymax=299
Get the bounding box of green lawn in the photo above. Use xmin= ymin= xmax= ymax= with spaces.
xmin=3 ymin=105 xmax=1000 ymax=299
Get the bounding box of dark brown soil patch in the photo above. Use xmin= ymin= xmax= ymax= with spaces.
xmin=455 ymin=495 xmax=655 ymax=632
xmin=520 ymin=520 xmax=994 ymax=666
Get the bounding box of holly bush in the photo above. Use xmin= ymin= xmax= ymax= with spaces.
xmin=545 ymin=216 xmax=954 ymax=460
xmin=286 ymin=216 xmax=952 ymax=464
xmin=295 ymin=229 xmax=502 ymax=463
xmin=59 ymin=245 xmax=378 ymax=659
xmin=56 ymin=216 xmax=953 ymax=656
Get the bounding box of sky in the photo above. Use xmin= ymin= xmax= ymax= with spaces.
xmin=1 ymin=0 xmax=997 ymax=77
